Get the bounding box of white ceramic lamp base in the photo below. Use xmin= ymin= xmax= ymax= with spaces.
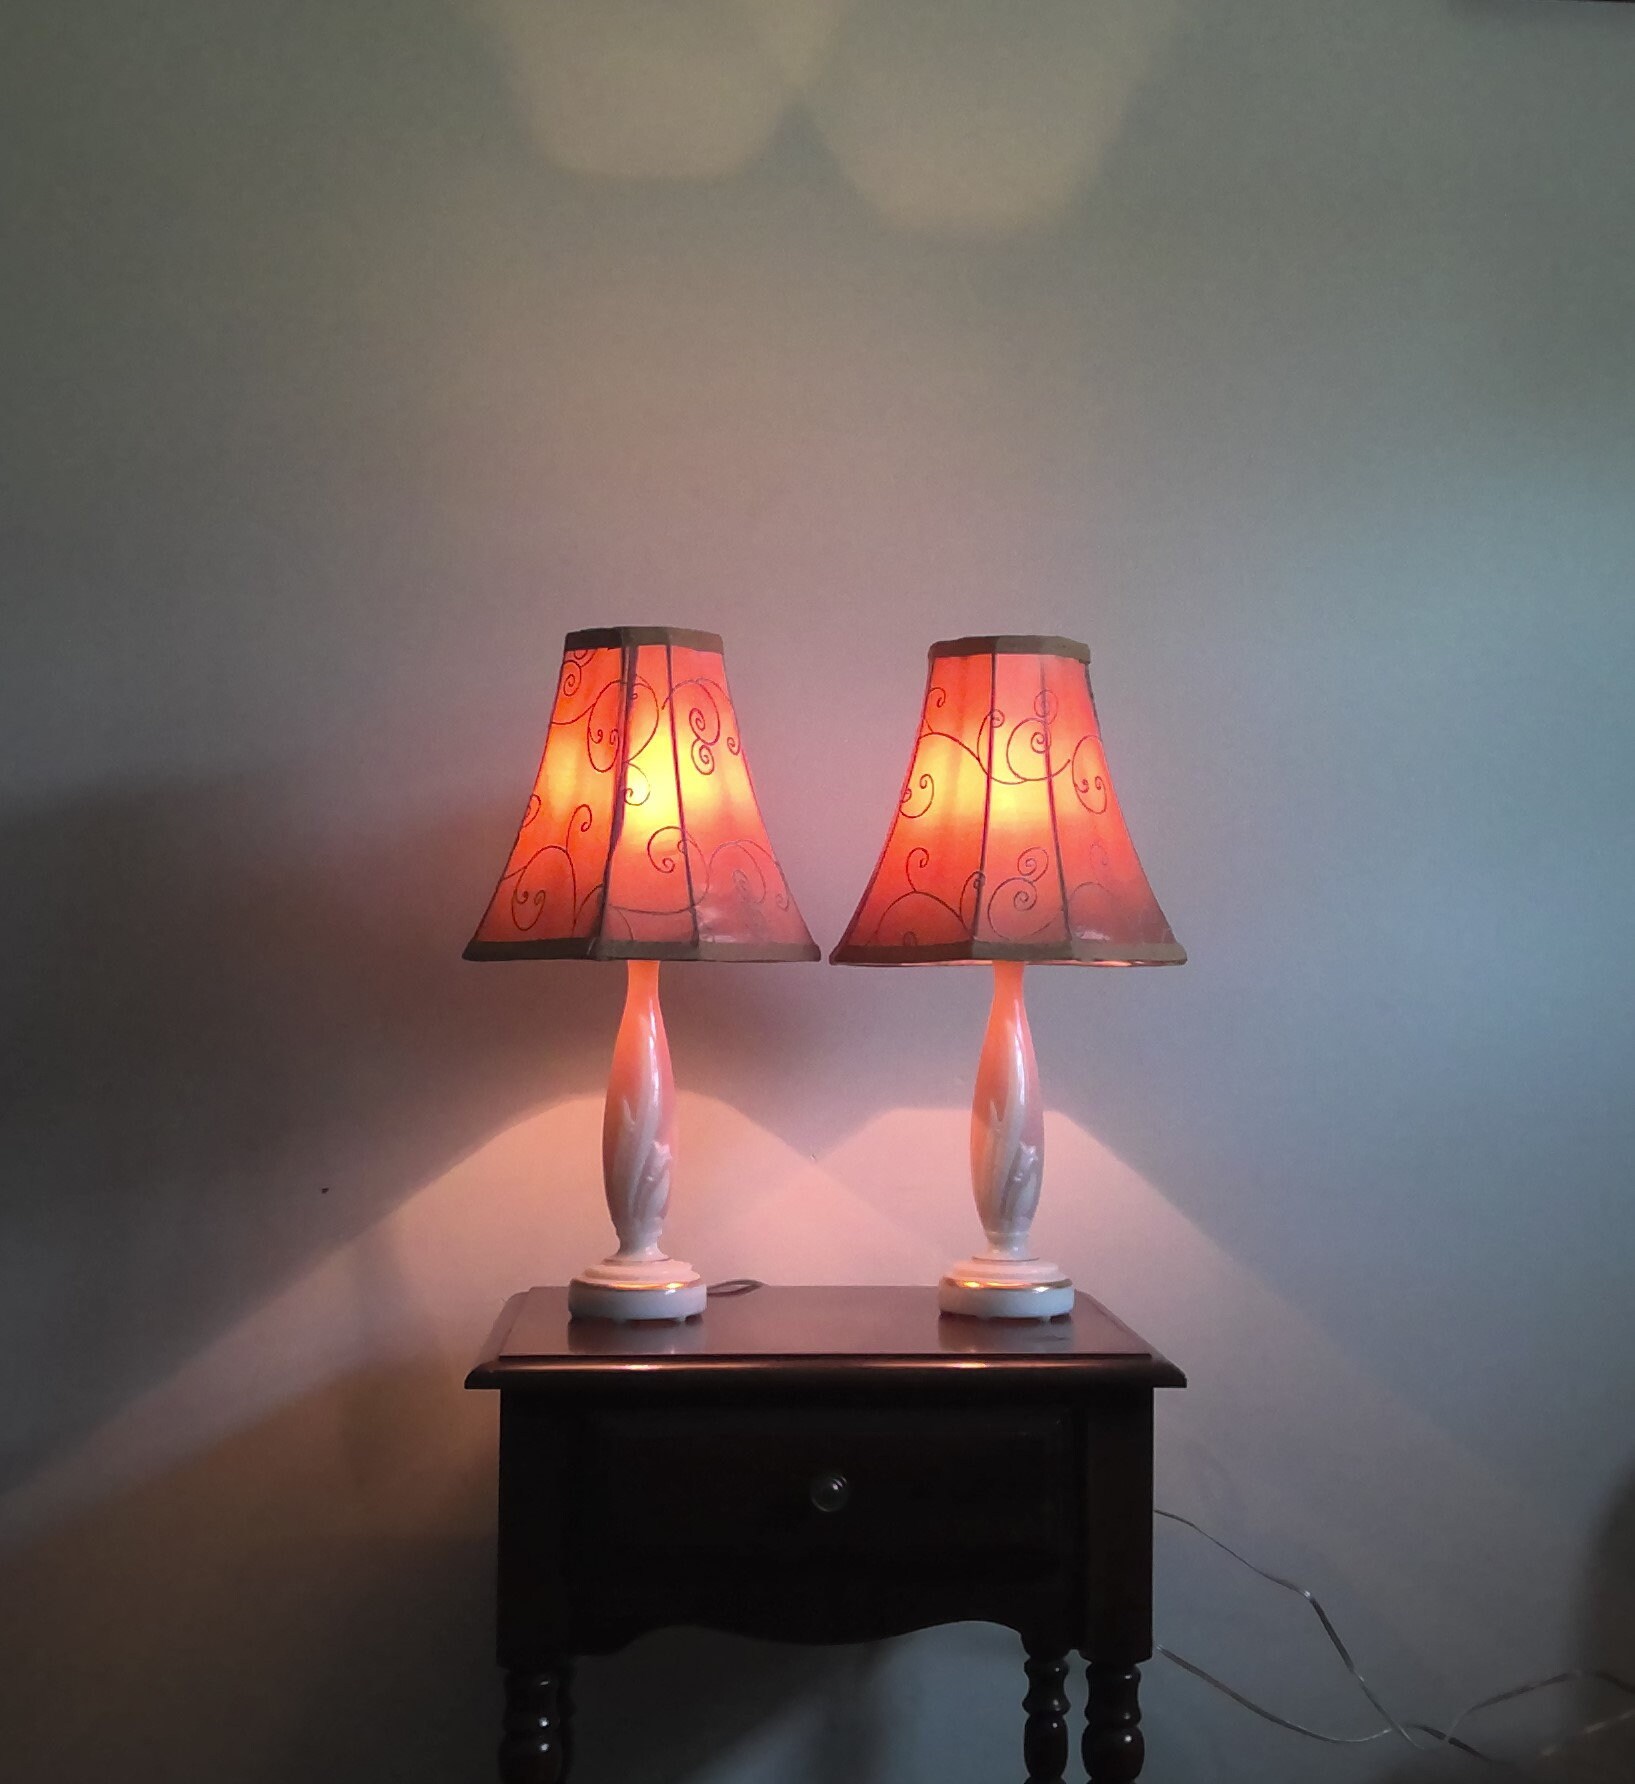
xmin=937 ymin=1258 xmax=1074 ymax=1320
xmin=939 ymin=960 xmax=1075 ymax=1322
xmin=568 ymin=1260 xmax=706 ymax=1322
xmin=571 ymin=959 xmax=705 ymax=1324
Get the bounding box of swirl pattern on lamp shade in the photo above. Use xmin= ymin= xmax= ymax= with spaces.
xmin=831 ymin=635 xmax=1185 ymax=966
xmin=465 ymin=626 xmax=818 ymax=961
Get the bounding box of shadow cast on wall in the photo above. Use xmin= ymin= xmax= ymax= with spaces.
xmin=0 ymin=772 xmax=618 ymax=1496
xmin=0 ymin=1352 xmax=887 ymax=1784
xmin=1369 ymin=1470 xmax=1635 ymax=1781
xmin=1568 ymin=1473 xmax=1635 ymax=1780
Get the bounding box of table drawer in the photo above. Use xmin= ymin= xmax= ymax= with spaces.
xmin=575 ymin=1406 xmax=1071 ymax=1570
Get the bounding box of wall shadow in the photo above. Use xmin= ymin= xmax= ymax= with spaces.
xmin=0 ymin=1353 xmax=887 ymax=1783
xmin=0 ymin=1358 xmax=497 ymax=1782
xmin=0 ymin=772 xmax=618 ymax=1497
xmin=1568 ymin=1470 xmax=1635 ymax=1780
xmin=1372 ymin=1469 xmax=1635 ymax=1781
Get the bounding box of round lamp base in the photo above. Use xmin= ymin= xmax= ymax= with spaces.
xmin=937 ymin=1258 xmax=1075 ymax=1321
xmin=569 ymin=1259 xmax=707 ymax=1323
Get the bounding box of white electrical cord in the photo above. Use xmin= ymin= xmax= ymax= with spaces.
xmin=1155 ymin=1508 xmax=1635 ymax=1777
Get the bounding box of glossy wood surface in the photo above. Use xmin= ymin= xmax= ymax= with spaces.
xmin=467 ymin=1285 xmax=1185 ymax=1397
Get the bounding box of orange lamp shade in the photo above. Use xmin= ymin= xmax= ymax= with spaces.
xmin=465 ymin=626 xmax=818 ymax=961
xmin=831 ymin=635 xmax=1185 ymax=966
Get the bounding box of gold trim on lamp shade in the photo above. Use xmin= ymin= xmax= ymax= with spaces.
xmin=465 ymin=936 xmax=822 ymax=962
xmin=829 ymin=938 xmax=1187 ymax=966
xmin=927 ymin=634 xmax=1090 ymax=663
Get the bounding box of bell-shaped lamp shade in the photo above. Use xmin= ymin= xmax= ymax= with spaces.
xmin=466 ymin=626 xmax=818 ymax=963
xmin=830 ymin=635 xmax=1184 ymax=967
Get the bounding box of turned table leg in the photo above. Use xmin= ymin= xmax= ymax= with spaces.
xmin=1083 ymin=1661 xmax=1143 ymax=1782
xmin=1023 ymin=1649 xmax=1070 ymax=1782
xmin=501 ymin=1662 xmax=573 ymax=1782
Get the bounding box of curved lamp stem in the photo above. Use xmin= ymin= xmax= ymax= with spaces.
xmin=603 ymin=959 xmax=675 ymax=1262
xmin=939 ymin=961 xmax=1075 ymax=1320
xmin=971 ymin=959 xmax=1044 ymax=1257
xmin=568 ymin=960 xmax=706 ymax=1321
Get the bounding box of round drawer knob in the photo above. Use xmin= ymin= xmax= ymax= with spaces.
xmin=808 ymin=1471 xmax=851 ymax=1514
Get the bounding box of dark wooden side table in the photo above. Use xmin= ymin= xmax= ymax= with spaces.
xmin=466 ymin=1286 xmax=1185 ymax=1782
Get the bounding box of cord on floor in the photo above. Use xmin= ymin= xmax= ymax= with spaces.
xmin=1154 ymin=1507 xmax=1635 ymax=1778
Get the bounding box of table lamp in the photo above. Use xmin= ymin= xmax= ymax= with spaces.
xmin=832 ymin=634 xmax=1185 ymax=1319
xmin=465 ymin=625 xmax=818 ymax=1320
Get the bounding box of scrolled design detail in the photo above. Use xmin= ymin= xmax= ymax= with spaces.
xmin=645 ymin=824 xmax=703 ymax=883
xmin=666 ymin=676 xmax=737 ymax=777
xmin=911 ymin=690 xmax=1087 ymax=791
xmin=585 ymin=677 xmax=626 ymax=773
xmin=687 ymin=692 xmax=720 ymax=774
xmin=602 ymin=832 xmax=796 ymax=937
xmin=858 ymin=688 xmax=1107 ymax=947
xmin=1003 ymin=686 xmax=1062 ymax=783
xmin=985 ymin=848 xmax=1058 ymax=943
xmin=1072 ymin=734 xmax=1109 ymax=814
xmin=900 ymin=770 xmax=935 ymax=819
xmin=712 ymin=839 xmax=773 ymax=911
xmin=624 ymin=677 xmax=661 ymax=763
xmin=506 ymin=805 xmax=601 ymax=933
xmin=863 ymin=850 xmax=985 ymax=947
xmin=553 ymin=648 xmax=595 ymax=709
xmin=574 ymin=671 xmax=664 ymax=775
xmin=1016 ymin=846 xmax=1050 ymax=882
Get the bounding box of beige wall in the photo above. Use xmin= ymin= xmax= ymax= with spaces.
xmin=4 ymin=2 xmax=1633 ymax=1778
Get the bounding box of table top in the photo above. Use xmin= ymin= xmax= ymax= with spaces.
xmin=466 ymin=1285 xmax=1185 ymax=1395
